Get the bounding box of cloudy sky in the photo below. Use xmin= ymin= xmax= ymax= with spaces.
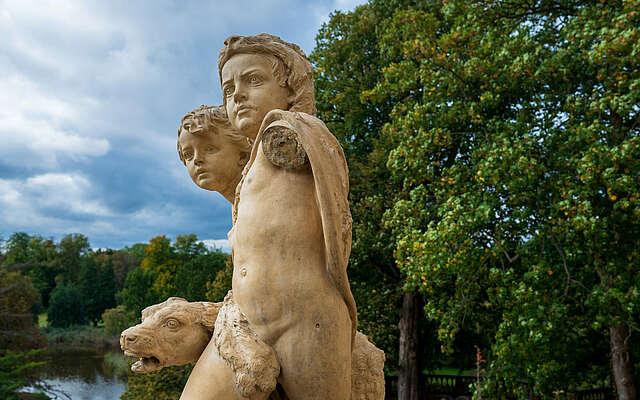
xmin=0 ymin=0 xmax=364 ymax=251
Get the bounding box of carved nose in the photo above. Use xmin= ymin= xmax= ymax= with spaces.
xmin=233 ymin=89 xmax=247 ymax=103
xmin=120 ymin=332 xmax=138 ymax=346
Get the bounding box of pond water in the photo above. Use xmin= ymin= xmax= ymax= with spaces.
xmin=22 ymin=346 xmax=127 ymax=400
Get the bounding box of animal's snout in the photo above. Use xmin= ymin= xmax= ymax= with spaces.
xmin=124 ymin=334 xmax=138 ymax=343
xmin=120 ymin=327 xmax=139 ymax=348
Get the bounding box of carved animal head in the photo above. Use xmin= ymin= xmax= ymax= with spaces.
xmin=120 ymin=297 xmax=221 ymax=373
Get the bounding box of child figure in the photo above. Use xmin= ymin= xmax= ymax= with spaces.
xmin=180 ymin=34 xmax=359 ymax=400
xmin=220 ymin=34 xmax=357 ymax=399
xmin=177 ymin=105 xmax=251 ymax=202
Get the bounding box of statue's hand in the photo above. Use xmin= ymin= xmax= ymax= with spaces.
xmin=262 ymin=120 xmax=308 ymax=170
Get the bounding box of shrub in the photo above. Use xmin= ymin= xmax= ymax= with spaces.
xmin=102 ymin=306 xmax=137 ymax=336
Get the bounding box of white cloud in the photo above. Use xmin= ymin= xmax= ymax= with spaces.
xmin=201 ymin=239 xmax=231 ymax=254
xmin=0 ymin=172 xmax=114 ymax=240
xmin=25 ymin=173 xmax=113 ymax=216
xmin=0 ymin=73 xmax=110 ymax=168
xmin=0 ymin=173 xmax=113 ymax=221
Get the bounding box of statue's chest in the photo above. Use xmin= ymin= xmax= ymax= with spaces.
xmin=237 ymin=144 xmax=316 ymax=217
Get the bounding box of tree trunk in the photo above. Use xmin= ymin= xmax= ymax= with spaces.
xmin=610 ymin=324 xmax=637 ymax=400
xmin=398 ymin=292 xmax=421 ymax=400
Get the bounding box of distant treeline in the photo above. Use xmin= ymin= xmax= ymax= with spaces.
xmin=0 ymin=232 xmax=232 ymax=399
xmin=0 ymin=232 xmax=231 ymax=330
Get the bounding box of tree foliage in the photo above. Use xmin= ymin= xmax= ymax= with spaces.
xmin=370 ymin=0 xmax=640 ymax=397
xmin=0 ymin=267 xmax=45 ymax=350
xmin=121 ymin=365 xmax=193 ymax=400
xmin=205 ymin=256 xmax=234 ymax=302
xmin=312 ymin=3 xmax=404 ymax=381
xmin=118 ymin=234 xmax=228 ymax=315
xmin=0 ymin=350 xmax=48 ymax=400
xmin=0 ymin=270 xmax=39 ymax=316
xmin=2 ymin=233 xmax=57 ymax=309
xmin=311 ymin=2 xmax=449 ymax=390
xmin=47 ymin=284 xmax=85 ymax=328
xmin=52 ymin=234 xmax=90 ymax=285
xmin=118 ymin=234 xmax=229 ymax=398
xmin=78 ymin=256 xmax=116 ymax=325
xmin=102 ymin=305 xmax=137 ymax=336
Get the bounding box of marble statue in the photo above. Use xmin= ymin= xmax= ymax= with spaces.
xmin=122 ymin=33 xmax=384 ymax=399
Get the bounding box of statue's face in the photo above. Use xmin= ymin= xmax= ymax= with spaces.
xmin=221 ymin=53 xmax=290 ymax=139
xmin=179 ymin=124 xmax=245 ymax=193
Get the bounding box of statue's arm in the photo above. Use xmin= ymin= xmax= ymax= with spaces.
xmin=262 ymin=120 xmax=308 ymax=170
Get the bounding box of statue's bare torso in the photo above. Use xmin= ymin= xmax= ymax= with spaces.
xmin=230 ymin=142 xmax=352 ymax=399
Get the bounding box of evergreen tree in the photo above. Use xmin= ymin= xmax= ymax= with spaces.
xmin=47 ymin=284 xmax=85 ymax=328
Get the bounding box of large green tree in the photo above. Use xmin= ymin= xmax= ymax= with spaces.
xmin=2 ymin=233 xmax=57 ymax=309
xmin=52 ymin=233 xmax=91 ymax=286
xmin=372 ymin=0 xmax=639 ymax=398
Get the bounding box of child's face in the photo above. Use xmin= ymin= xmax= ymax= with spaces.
xmin=179 ymin=124 xmax=245 ymax=192
xmin=221 ymin=53 xmax=290 ymax=139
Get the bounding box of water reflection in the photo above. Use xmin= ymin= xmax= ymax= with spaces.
xmin=23 ymin=346 xmax=127 ymax=400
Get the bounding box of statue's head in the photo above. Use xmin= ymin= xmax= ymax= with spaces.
xmin=177 ymin=105 xmax=251 ymax=199
xmin=218 ymin=34 xmax=315 ymax=138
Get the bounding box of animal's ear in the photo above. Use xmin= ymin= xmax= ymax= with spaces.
xmin=199 ymin=301 xmax=223 ymax=331
xmin=141 ymin=297 xmax=188 ymax=321
xmin=141 ymin=303 xmax=159 ymax=321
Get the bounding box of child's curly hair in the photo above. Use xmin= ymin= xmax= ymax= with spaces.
xmin=218 ymin=33 xmax=316 ymax=115
xmin=177 ymin=105 xmax=252 ymax=165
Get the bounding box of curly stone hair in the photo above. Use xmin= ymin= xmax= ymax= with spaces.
xmin=177 ymin=105 xmax=252 ymax=165
xmin=218 ymin=33 xmax=316 ymax=115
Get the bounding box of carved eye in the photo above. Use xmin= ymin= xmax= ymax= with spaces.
xmin=166 ymin=319 xmax=180 ymax=329
xmin=206 ymin=144 xmax=218 ymax=153
xmin=223 ymin=86 xmax=234 ymax=97
xmin=182 ymin=149 xmax=194 ymax=160
xmin=249 ymin=75 xmax=261 ymax=84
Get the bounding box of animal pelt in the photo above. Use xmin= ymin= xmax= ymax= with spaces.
xmin=214 ymin=291 xmax=281 ymax=398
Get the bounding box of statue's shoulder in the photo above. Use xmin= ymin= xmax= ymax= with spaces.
xmin=262 ymin=118 xmax=309 ymax=170
xmin=260 ymin=110 xmax=316 ymax=170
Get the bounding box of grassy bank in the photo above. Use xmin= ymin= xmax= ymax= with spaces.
xmin=38 ymin=313 xmax=120 ymax=349
xmin=42 ymin=325 xmax=119 ymax=349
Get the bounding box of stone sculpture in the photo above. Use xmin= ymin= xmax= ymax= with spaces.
xmin=216 ymin=34 xmax=357 ymax=400
xmin=122 ymin=33 xmax=384 ymax=399
xmin=121 ymin=297 xmax=386 ymax=399
xmin=120 ymin=297 xmax=222 ymax=374
xmin=177 ymin=105 xmax=251 ymax=202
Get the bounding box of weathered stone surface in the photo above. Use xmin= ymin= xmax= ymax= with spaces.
xmin=122 ymin=33 xmax=385 ymax=400
xmin=120 ymin=297 xmax=221 ymax=374
xmin=123 ymin=295 xmax=385 ymax=400
xmin=262 ymin=121 xmax=308 ymax=170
